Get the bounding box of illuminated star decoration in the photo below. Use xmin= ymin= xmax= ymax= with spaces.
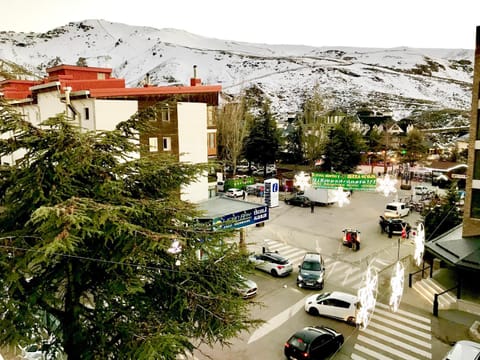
xmin=168 ymin=239 xmax=182 ymax=254
xmin=168 ymin=239 xmax=182 ymax=266
xmin=294 ymin=171 xmax=310 ymax=191
xmin=376 ymin=174 xmax=397 ymax=197
xmin=413 ymin=223 xmax=425 ymax=267
xmin=332 ymin=186 xmax=350 ymax=207
xmin=389 ymin=261 xmax=404 ymax=312
xmin=356 ymin=265 xmax=378 ymax=329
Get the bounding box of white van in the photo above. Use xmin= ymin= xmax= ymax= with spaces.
xmin=384 ymin=201 xmax=410 ymax=218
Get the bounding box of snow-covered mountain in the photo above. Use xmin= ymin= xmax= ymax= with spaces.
xmin=0 ymin=19 xmax=474 ymax=121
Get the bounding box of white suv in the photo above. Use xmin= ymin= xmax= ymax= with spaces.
xmin=384 ymin=201 xmax=410 ymax=218
xmin=249 ymin=252 xmax=293 ymax=277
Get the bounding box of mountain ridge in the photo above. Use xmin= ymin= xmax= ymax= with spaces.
xmin=0 ymin=19 xmax=474 ymax=121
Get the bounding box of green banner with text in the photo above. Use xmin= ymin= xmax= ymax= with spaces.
xmin=311 ymin=173 xmax=377 ymax=190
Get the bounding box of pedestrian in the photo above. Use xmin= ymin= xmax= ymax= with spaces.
xmin=310 ymin=202 xmax=314 ymax=213
xmin=242 ymin=190 xmax=246 ymax=200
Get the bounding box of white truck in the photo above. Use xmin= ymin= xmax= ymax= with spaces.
xmin=303 ymin=188 xmax=337 ymax=205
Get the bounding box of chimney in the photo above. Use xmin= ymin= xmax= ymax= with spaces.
xmin=190 ymin=65 xmax=201 ymax=86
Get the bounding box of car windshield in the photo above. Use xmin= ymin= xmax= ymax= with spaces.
xmin=386 ymin=205 xmax=397 ymax=211
xmin=301 ymin=261 xmax=321 ymax=271
xmin=288 ymin=336 xmax=309 ymax=351
xmin=316 ymin=293 xmax=330 ymax=301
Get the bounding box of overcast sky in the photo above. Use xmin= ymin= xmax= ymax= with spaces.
xmin=2 ymin=0 xmax=479 ymax=49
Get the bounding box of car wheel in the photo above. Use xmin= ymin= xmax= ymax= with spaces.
xmin=270 ymin=269 xmax=278 ymax=277
xmin=300 ymin=203 xmax=305 ymax=207
xmin=308 ymin=307 xmax=319 ymax=316
xmin=285 ymin=201 xmax=290 ymax=205
xmin=347 ymin=316 xmax=356 ymax=325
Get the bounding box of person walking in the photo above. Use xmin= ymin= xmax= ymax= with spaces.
xmin=310 ymin=202 xmax=314 ymax=213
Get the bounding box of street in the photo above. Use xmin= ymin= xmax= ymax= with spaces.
xmin=186 ymin=186 xmax=453 ymax=359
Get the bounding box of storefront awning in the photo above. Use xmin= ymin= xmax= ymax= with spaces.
xmin=425 ymin=225 xmax=480 ymax=272
xmin=196 ymin=196 xmax=269 ymax=230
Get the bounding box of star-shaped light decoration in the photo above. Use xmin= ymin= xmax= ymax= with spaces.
xmin=294 ymin=171 xmax=310 ymax=191
xmin=413 ymin=223 xmax=425 ymax=267
xmin=389 ymin=261 xmax=404 ymax=312
xmin=332 ymin=186 xmax=350 ymax=207
xmin=356 ymin=265 xmax=378 ymax=329
xmin=376 ymin=174 xmax=397 ymax=197
xmin=167 ymin=239 xmax=182 ymax=255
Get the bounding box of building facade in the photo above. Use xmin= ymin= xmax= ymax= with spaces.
xmin=464 ymin=26 xmax=480 ymax=236
xmin=0 ymin=64 xmax=221 ymax=203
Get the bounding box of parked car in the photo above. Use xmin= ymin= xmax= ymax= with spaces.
xmin=284 ymin=326 xmax=344 ymax=360
xmin=304 ymin=291 xmax=359 ymax=325
xmin=297 ymin=252 xmax=325 ymax=289
xmin=379 ymin=216 xmax=411 ymax=237
xmin=249 ymin=252 xmax=293 ymax=277
xmin=414 ymin=184 xmax=434 ymax=195
xmin=225 ymin=188 xmax=244 ymax=198
xmin=284 ymin=194 xmax=312 ymax=207
xmin=442 ymin=340 xmax=480 ymax=360
xmin=235 ymin=275 xmax=258 ymax=299
xmin=384 ymin=201 xmax=410 ymax=218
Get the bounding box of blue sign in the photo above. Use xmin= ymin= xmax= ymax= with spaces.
xmin=212 ymin=206 xmax=269 ymax=230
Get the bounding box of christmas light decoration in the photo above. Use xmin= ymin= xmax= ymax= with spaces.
xmin=332 ymin=186 xmax=351 ymax=207
xmin=389 ymin=261 xmax=404 ymax=312
xmin=356 ymin=265 xmax=378 ymax=329
xmin=413 ymin=223 xmax=425 ymax=267
xmin=294 ymin=171 xmax=310 ymax=191
xmin=376 ymin=174 xmax=397 ymax=197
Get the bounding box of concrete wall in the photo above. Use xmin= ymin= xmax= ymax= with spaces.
xmin=177 ymin=102 xmax=208 ymax=203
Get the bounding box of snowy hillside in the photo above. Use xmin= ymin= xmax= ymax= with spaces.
xmin=0 ymin=19 xmax=474 ymax=120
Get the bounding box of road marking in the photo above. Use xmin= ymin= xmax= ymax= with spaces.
xmin=353 ymin=344 xmax=395 ymax=360
xmin=370 ymin=314 xmax=431 ymax=340
xmin=366 ymin=320 xmax=431 ymax=348
xmin=247 ymin=295 xmax=306 ymax=344
xmin=375 ymin=302 xmax=431 ymax=323
xmin=360 ymin=328 xmax=431 ymax=357
xmin=356 ymin=335 xmax=423 ymax=360
xmin=373 ymin=307 xmax=431 ymax=331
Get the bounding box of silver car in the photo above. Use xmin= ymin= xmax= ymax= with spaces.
xmin=249 ymin=252 xmax=293 ymax=277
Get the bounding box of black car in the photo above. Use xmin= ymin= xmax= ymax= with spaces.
xmin=285 ymin=194 xmax=312 ymax=207
xmin=379 ymin=216 xmax=411 ymax=238
xmin=284 ymin=326 xmax=344 ymax=360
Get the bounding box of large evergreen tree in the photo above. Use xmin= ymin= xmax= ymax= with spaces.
xmin=243 ymin=100 xmax=280 ymax=175
xmin=423 ymin=183 xmax=463 ymax=240
xmin=320 ymin=119 xmax=366 ymax=174
xmin=0 ymin=100 xmax=259 ymax=359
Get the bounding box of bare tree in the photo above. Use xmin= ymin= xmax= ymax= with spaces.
xmin=217 ymin=95 xmax=251 ymax=174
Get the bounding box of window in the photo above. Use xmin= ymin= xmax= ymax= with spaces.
xmin=161 ymin=107 xmax=170 ymax=122
xmin=475 ymin=150 xmax=480 ymax=180
xmin=471 ymin=189 xmax=480 ymax=219
xmin=84 ymin=107 xmax=90 ymax=120
xmin=208 ymin=133 xmax=216 ymax=149
xmin=163 ymin=137 xmax=171 ymax=151
xmin=97 ymin=73 xmax=106 ymax=80
xmin=149 ymin=137 xmax=158 ymax=152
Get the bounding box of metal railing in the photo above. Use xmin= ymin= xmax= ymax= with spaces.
xmin=433 ymin=285 xmax=460 ymax=317
xmin=408 ymin=264 xmax=433 ymax=288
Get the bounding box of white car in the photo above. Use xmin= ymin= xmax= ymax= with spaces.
xmin=442 ymin=340 xmax=480 ymax=359
xmin=225 ymin=188 xmax=244 ymax=198
xmin=384 ymin=201 xmax=410 ymax=218
xmin=235 ymin=276 xmax=258 ymax=299
xmin=414 ymin=185 xmax=434 ymax=195
xmin=304 ymin=291 xmax=359 ymax=325
xmin=249 ymin=252 xmax=293 ymax=277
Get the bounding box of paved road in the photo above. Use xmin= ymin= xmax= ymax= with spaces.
xmin=182 ymin=187 xmax=455 ymax=359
